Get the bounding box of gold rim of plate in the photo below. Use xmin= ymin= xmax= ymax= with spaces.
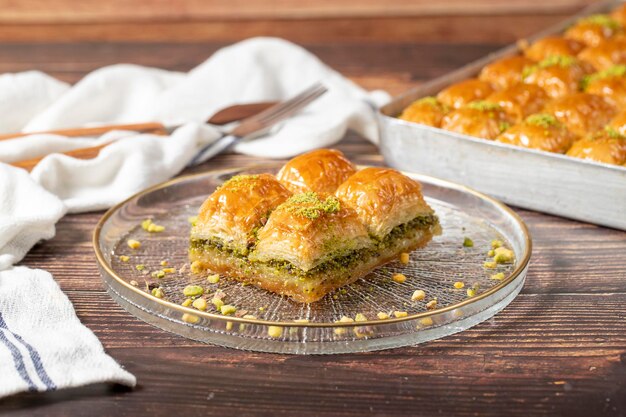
xmin=92 ymin=164 xmax=532 ymax=328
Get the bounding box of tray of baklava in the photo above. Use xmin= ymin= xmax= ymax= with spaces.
xmin=379 ymin=0 xmax=626 ymax=231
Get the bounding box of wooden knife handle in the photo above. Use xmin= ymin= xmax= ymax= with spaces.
xmin=11 ymin=144 xmax=113 ymax=172
xmin=0 ymin=122 xmax=168 ymax=142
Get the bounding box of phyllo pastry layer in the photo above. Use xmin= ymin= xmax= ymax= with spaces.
xmin=190 ymin=173 xmax=291 ymax=256
xmin=276 ymin=148 xmax=356 ymax=194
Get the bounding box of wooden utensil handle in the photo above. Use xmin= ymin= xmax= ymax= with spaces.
xmin=0 ymin=122 xmax=168 ymax=142
xmin=11 ymin=143 xmax=112 ymax=172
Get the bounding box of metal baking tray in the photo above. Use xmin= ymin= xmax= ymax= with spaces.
xmin=378 ymin=0 xmax=626 ymax=231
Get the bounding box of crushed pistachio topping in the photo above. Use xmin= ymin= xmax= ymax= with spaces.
xmin=135 ymin=264 xmax=146 ymax=271
xmin=494 ymin=247 xmax=515 ymax=264
xmin=267 ymin=326 xmax=283 ymax=338
xmin=453 ymin=281 xmax=465 ymax=289
xmin=160 ymin=260 xmax=168 ymax=266
xmin=182 ymin=313 xmax=199 ymax=324
xmin=393 ymin=311 xmax=408 ymax=318
xmin=400 ymin=252 xmax=410 ymax=264
xmin=183 ymin=285 xmax=204 ymax=298
xmin=491 ymin=239 xmax=503 ymax=249
xmin=416 ymin=96 xmax=440 ymax=107
xmin=162 ymin=268 xmax=176 ymax=274
xmin=426 ymin=299 xmax=438 ymax=310
xmin=119 ymin=255 xmax=130 ymax=262
xmin=467 ymin=288 xmax=477 ymax=297
xmin=181 ymin=298 xmax=193 ymax=307
xmin=207 ymin=274 xmax=220 ymax=284
xmin=498 ymin=121 xmax=511 ymax=133
xmin=151 ymin=270 xmax=165 ymax=279
xmin=526 ymin=114 xmax=559 ymax=129
xmin=488 ymin=249 xmax=495 ymax=257
xmin=523 ymin=55 xmax=577 ymax=78
xmin=377 ymin=312 xmax=390 ymax=320
xmin=579 ymin=14 xmax=621 ymax=30
xmin=491 ymin=272 xmax=506 ymax=280
xmin=467 ymin=100 xmax=502 ymax=112
xmin=220 ymin=304 xmax=237 ymax=315
xmin=583 ymin=65 xmax=626 ymax=90
xmin=392 ymin=273 xmax=407 ymax=284
xmin=411 ymin=289 xmax=426 ymax=301
xmin=463 ymin=237 xmax=474 ymax=247
xmin=192 ymin=298 xmax=207 ymax=311
xmin=220 ymin=174 xmax=260 ymax=192
xmin=603 ymin=126 xmax=626 ymax=139
xmin=151 ymin=287 xmax=164 ymax=298
xmin=355 ymin=313 xmax=367 ymax=322
xmin=419 ymin=317 xmax=434 ymax=327
xmin=281 ymin=192 xmax=341 ymax=220
xmin=484 ymin=261 xmax=497 ymax=269
xmin=127 ymin=239 xmax=141 ymax=249
xmin=141 ymin=218 xmax=165 ymax=233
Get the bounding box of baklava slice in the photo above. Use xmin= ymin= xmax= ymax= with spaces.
xmin=189 ymin=173 xmax=291 ymax=263
xmin=248 ymin=193 xmax=372 ymax=302
xmin=335 ymin=167 xmax=441 ymax=253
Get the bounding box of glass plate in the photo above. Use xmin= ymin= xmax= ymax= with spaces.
xmin=94 ymin=165 xmax=531 ymax=354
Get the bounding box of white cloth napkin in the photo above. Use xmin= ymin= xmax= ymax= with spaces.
xmin=0 ymin=37 xmax=389 ymax=398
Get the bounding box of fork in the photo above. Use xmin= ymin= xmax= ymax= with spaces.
xmin=187 ymin=82 xmax=328 ymax=166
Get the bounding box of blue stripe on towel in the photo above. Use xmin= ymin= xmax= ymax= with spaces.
xmin=0 ymin=325 xmax=37 ymax=391
xmin=0 ymin=313 xmax=56 ymax=391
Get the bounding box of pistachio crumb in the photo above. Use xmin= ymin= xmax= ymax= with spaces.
xmin=491 ymin=239 xmax=503 ymax=249
xmin=190 ymin=260 xmax=203 ymax=274
xmin=182 ymin=313 xmax=199 ymax=324
xmin=127 ymin=239 xmax=141 ymax=249
xmin=225 ymin=321 xmax=233 ymax=331
xmin=267 ymin=326 xmax=283 ymax=338
xmin=483 ymin=261 xmax=497 ymax=269
xmin=491 ymin=272 xmax=506 ymax=280
xmin=181 ymin=298 xmax=193 ymax=307
xmin=151 ymin=287 xmax=165 ymax=298
xmin=334 ymin=316 xmax=355 ymax=335
xmin=494 ymin=247 xmax=515 ymax=264
xmin=160 ymin=260 xmax=168 ymax=266
xmin=151 ymin=270 xmax=166 ymax=279
xmin=294 ymin=319 xmax=309 ymax=323
xmin=119 ymin=255 xmax=130 ymax=262
xmin=135 ymin=264 xmax=146 ymax=271
xmin=393 ymin=311 xmax=408 ymax=318
xmin=463 ymin=237 xmax=474 ymax=247
xmin=355 ymin=313 xmax=367 ymax=322
xmin=392 ymin=273 xmax=407 ymax=284
xmin=377 ymin=312 xmax=390 ymax=320
xmin=419 ymin=317 xmax=434 ymax=327
xmin=207 ymin=274 xmax=220 ymax=284
xmin=400 ymin=252 xmax=410 ymax=264
xmin=162 ymin=268 xmax=175 ymax=274
xmin=211 ymin=297 xmax=224 ymax=310
xmin=243 ymin=314 xmax=257 ymax=320
xmin=192 ymin=298 xmax=207 ymax=311
xmin=488 ymin=249 xmax=495 ymax=257
xmin=411 ymin=289 xmax=426 ymax=301
xmin=188 ymin=216 xmax=198 ymax=226
xmin=220 ymin=304 xmax=237 ymax=315
xmin=453 ymin=281 xmax=465 ymax=289
xmin=183 ymin=285 xmax=204 ymax=297
xmin=426 ymin=299 xmax=437 ymax=310
xmin=467 ymin=288 xmax=477 ymax=297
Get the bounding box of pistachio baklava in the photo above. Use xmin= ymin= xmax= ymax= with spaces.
xmin=189 ymin=149 xmax=441 ymax=303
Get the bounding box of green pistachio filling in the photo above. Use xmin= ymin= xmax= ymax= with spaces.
xmin=522 ymin=55 xmax=577 ymax=79
xmin=190 ymin=213 xmax=439 ymax=278
xmin=582 ymin=65 xmax=626 ymax=90
xmin=467 ymin=100 xmax=502 ymax=112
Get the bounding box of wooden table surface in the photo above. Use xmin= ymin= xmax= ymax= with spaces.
xmin=2 ymin=13 xmax=626 ymax=417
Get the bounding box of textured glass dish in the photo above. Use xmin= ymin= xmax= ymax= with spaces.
xmin=93 ymin=165 xmax=531 ymax=354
